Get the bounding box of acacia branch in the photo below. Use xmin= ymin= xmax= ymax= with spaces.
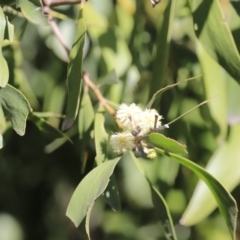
xmin=82 ymin=72 xmax=116 ymax=116
xmin=41 ymin=0 xmax=84 ymax=7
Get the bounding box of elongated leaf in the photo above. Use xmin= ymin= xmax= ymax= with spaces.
xmin=0 ymin=103 xmax=6 ymax=133
xmin=230 ymin=0 xmax=240 ymax=16
xmin=66 ymin=157 xmax=121 ymax=227
xmin=130 ymin=151 xmax=178 ymax=240
xmin=94 ymin=109 xmax=108 ymax=165
xmin=189 ymin=0 xmax=240 ymax=83
xmin=79 ymin=90 xmax=94 ymax=139
xmin=0 ymin=84 xmax=32 ymax=136
xmin=148 ymin=0 xmax=175 ymax=106
xmin=182 ymin=124 xmax=240 ymax=228
xmin=145 ymin=133 xmax=188 ymax=156
xmin=0 ymin=134 xmax=3 ymax=149
xmin=101 ymin=175 xmax=120 ymax=212
xmin=85 ymin=201 xmax=94 ymax=240
xmin=197 ymin=41 xmax=227 ymax=141
xmin=98 ymin=69 xmax=119 ymax=87
xmin=28 ymin=113 xmax=72 ymax=142
xmin=62 ymin=9 xmax=86 ymax=131
xmin=94 ymin=107 xmax=121 ymax=211
xmin=0 ymin=7 xmax=9 ymax=87
xmin=19 ymin=0 xmax=48 ymax=26
xmin=154 ymin=148 xmax=237 ymax=240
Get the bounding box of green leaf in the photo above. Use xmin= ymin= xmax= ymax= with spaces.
xmin=94 ymin=108 xmax=108 ymax=165
xmin=145 ymin=132 xmax=188 ymax=156
xmin=0 ymin=84 xmax=32 ymax=136
xmin=85 ymin=201 xmax=94 ymax=240
xmin=148 ymin=0 xmax=175 ymax=106
xmin=189 ymin=0 xmax=240 ymax=83
xmin=94 ymin=107 xmax=121 ymax=211
xmin=230 ymin=0 xmax=240 ymax=16
xmin=28 ymin=113 xmax=72 ymax=142
xmin=0 ymin=7 xmax=9 ymax=87
xmin=78 ymin=89 xmax=94 ymax=139
xmin=182 ymin=124 xmax=240 ymax=228
xmin=197 ymin=42 xmax=227 ymax=140
xmin=154 ymin=148 xmax=237 ymax=240
xmin=130 ymin=151 xmax=178 ymax=240
xmin=101 ymin=175 xmax=121 ymax=212
xmin=62 ymin=9 xmax=86 ymax=131
xmin=66 ymin=157 xmax=121 ymax=227
xmin=98 ymin=69 xmax=119 ymax=87
xmin=0 ymin=103 xmax=6 ymax=134
xmin=19 ymin=0 xmax=48 ymax=26
xmin=0 ymin=134 xmax=3 ymax=149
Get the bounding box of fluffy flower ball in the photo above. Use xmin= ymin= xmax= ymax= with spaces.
xmin=110 ymin=103 xmax=165 ymax=159
xmin=110 ymin=131 xmax=135 ymax=154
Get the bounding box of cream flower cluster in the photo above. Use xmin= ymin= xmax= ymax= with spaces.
xmin=110 ymin=103 xmax=167 ymax=159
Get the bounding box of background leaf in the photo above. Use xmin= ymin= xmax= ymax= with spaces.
xmin=189 ymin=0 xmax=240 ymax=83
xmin=0 ymin=7 xmax=9 ymax=87
xmin=94 ymin=107 xmax=121 ymax=211
xmin=148 ymin=0 xmax=175 ymax=106
xmin=62 ymin=8 xmax=86 ymax=131
xmin=130 ymin=151 xmax=178 ymax=240
xmin=181 ymin=124 xmax=240 ymax=227
xmin=0 ymin=84 xmax=32 ymax=136
xmin=19 ymin=0 xmax=48 ymax=26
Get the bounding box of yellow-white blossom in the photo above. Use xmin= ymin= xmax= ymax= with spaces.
xmin=115 ymin=103 xmax=142 ymax=130
xmin=110 ymin=131 xmax=135 ymax=154
xmin=111 ymin=103 xmax=166 ymax=159
xmin=139 ymin=108 xmax=162 ymax=135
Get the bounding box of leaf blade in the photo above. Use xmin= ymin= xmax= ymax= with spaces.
xmin=190 ymin=0 xmax=240 ymax=83
xmin=0 ymin=84 xmax=32 ymax=136
xmin=62 ymin=8 xmax=86 ymax=131
xmin=66 ymin=158 xmax=121 ymax=227
xmin=130 ymin=151 xmax=178 ymax=240
xmin=0 ymin=7 xmax=9 ymax=87
xmin=145 ymin=132 xmax=188 ymax=156
xmin=154 ymin=148 xmax=238 ymax=240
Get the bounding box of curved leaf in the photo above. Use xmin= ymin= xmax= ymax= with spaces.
xmin=19 ymin=0 xmax=48 ymax=26
xmin=230 ymin=0 xmax=240 ymax=16
xmin=189 ymin=0 xmax=240 ymax=83
xmin=129 ymin=151 xmax=178 ymax=240
xmin=197 ymin=41 xmax=227 ymax=140
xmin=0 ymin=84 xmax=32 ymax=136
xmin=145 ymin=132 xmax=188 ymax=156
xmin=94 ymin=108 xmax=108 ymax=165
xmin=94 ymin=107 xmax=121 ymax=211
xmin=79 ymin=90 xmax=94 ymax=139
xmin=62 ymin=8 xmax=86 ymax=131
xmin=181 ymin=124 xmax=240 ymax=228
xmin=154 ymin=148 xmax=237 ymax=240
xmin=148 ymin=0 xmax=175 ymax=106
xmin=66 ymin=157 xmax=121 ymax=227
xmin=0 ymin=7 xmax=9 ymax=87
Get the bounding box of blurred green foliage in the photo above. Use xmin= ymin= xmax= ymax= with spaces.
xmin=1 ymin=0 xmax=240 ymax=239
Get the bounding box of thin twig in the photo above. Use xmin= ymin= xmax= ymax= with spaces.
xmin=82 ymin=72 xmax=116 ymax=116
xmin=41 ymin=3 xmax=70 ymax=59
xmin=41 ymin=0 xmax=83 ymax=7
xmin=48 ymin=15 xmax=70 ymax=57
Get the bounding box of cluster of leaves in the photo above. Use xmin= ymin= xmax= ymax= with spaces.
xmin=1 ymin=0 xmax=240 ymax=240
